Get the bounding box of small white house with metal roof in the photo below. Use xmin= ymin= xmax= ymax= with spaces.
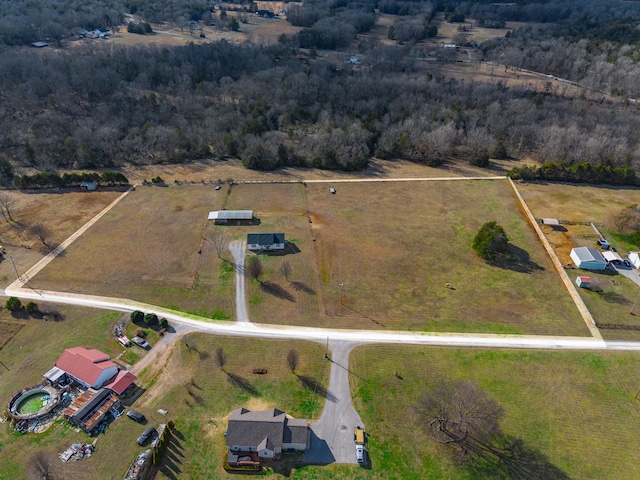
xmin=570 ymin=247 xmax=607 ymax=271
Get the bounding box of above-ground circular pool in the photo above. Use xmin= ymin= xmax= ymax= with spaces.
xmin=15 ymin=391 xmax=51 ymax=415
xmin=8 ymin=385 xmax=60 ymax=421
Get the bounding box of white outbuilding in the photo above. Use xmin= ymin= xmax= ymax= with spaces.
xmin=570 ymin=247 xmax=607 ymax=271
xmin=629 ymin=252 xmax=640 ymax=269
xmin=602 ymin=250 xmax=623 ymax=264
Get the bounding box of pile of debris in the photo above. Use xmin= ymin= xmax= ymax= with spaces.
xmin=59 ymin=443 xmax=95 ymax=462
xmin=124 ymin=450 xmax=152 ymax=480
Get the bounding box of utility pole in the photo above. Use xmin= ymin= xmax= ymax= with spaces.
xmin=338 ymin=281 xmax=344 ymax=305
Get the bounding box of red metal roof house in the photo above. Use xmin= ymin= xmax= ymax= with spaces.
xmin=55 ymin=347 xmax=119 ymax=389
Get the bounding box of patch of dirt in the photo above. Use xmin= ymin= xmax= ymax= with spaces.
xmin=134 ymin=333 xmax=192 ymax=407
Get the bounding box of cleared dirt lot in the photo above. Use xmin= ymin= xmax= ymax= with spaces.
xmin=30 ymin=178 xmax=586 ymax=335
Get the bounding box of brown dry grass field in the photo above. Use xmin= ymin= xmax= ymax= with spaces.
xmin=30 ymin=184 xmax=235 ymax=319
xmin=28 ymin=176 xmax=587 ymax=336
xmin=0 ymin=190 xmax=123 ymax=288
xmin=119 ymin=157 xmax=521 ymax=185
xmin=300 ymin=179 xmax=584 ymax=334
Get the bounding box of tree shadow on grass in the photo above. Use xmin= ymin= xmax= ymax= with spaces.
xmin=600 ymin=291 xmax=630 ymax=305
xmin=290 ymin=281 xmax=316 ymax=295
xmin=158 ymin=429 xmax=185 ymax=480
xmin=473 ymin=435 xmax=570 ymax=480
xmin=488 ymin=244 xmax=544 ymax=274
xmin=296 ymin=375 xmax=337 ymax=402
xmin=260 ymin=281 xmax=296 ymax=302
xmin=227 ymin=372 xmax=260 ymax=396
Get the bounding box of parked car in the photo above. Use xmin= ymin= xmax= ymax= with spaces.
xmin=117 ymin=336 xmax=131 ymax=347
xmin=137 ymin=426 xmax=156 ymax=446
xmin=127 ymin=410 xmax=146 ymax=423
xmin=624 ymin=259 xmax=632 ymax=268
xmin=132 ymin=336 xmax=151 ymax=350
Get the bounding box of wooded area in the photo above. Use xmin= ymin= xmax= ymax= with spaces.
xmin=1 ymin=0 xmax=640 ymax=180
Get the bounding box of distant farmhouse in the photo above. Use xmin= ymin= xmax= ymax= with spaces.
xmin=570 ymin=247 xmax=607 ymax=271
xmin=247 ymin=233 xmax=285 ymax=252
xmin=208 ymin=210 xmax=254 ymax=225
xmin=225 ymin=407 xmax=309 ymax=467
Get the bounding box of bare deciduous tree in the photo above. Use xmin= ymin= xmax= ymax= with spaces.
xmin=208 ymin=228 xmax=229 ymax=258
xmin=27 ymin=451 xmax=55 ymax=480
xmin=215 ymin=346 xmax=227 ymax=371
xmin=415 ymin=379 xmax=503 ymax=462
xmin=286 ymin=349 xmax=299 ymax=373
xmin=28 ymin=223 xmax=52 ymax=249
xmin=0 ymin=191 xmax=14 ymax=222
xmin=247 ymin=257 xmax=263 ymax=281
xmin=280 ymin=260 xmax=291 ymax=281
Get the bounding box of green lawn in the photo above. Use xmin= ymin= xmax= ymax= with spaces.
xmin=143 ymin=333 xmax=330 ymax=480
xmin=349 ymin=345 xmax=640 ymax=480
xmin=0 ymin=313 xmax=332 ymax=480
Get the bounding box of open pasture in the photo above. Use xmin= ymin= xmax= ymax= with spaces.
xmin=29 ymin=179 xmax=587 ymax=335
xmin=0 ymin=189 xmax=123 ymax=289
xmin=350 ymin=344 xmax=640 ymax=479
xmin=30 ymin=184 xmax=234 ymax=319
xmin=302 ymin=179 xmax=585 ymax=334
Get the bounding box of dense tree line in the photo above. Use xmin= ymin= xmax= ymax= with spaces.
xmin=2 ymin=40 xmax=640 ymax=174
xmin=508 ymin=163 xmax=636 ymax=186
xmin=0 ymin=0 xmax=123 ymax=45
xmin=12 ymin=171 xmax=129 ymax=189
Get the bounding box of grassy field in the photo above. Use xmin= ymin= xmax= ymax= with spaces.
xmin=139 ymin=333 xmax=330 ymax=480
xmin=301 ymin=179 xmax=585 ymax=334
xmin=0 ymin=310 xmax=330 ymax=480
xmin=30 ymin=184 xmax=235 ymax=320
xmin=28 ymin=179 xmax=587 ymax=335
xmin=0 ymin=190 xmax=123 ymax=289
xmin=349 ymin=344 xmax=640 ymax=480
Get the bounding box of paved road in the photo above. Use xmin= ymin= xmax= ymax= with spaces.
xmin=305 ymin=341 xmax=363 ymax=465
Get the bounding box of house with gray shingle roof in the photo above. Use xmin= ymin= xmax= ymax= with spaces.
xmin=247 ymin=233 xmax=285 ymax=252
xmin=225 ymin=407 xmax=309 ymax=462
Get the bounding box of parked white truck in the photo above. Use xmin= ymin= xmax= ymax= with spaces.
xmin=354 ymin=426 xmax=365 ymax=464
